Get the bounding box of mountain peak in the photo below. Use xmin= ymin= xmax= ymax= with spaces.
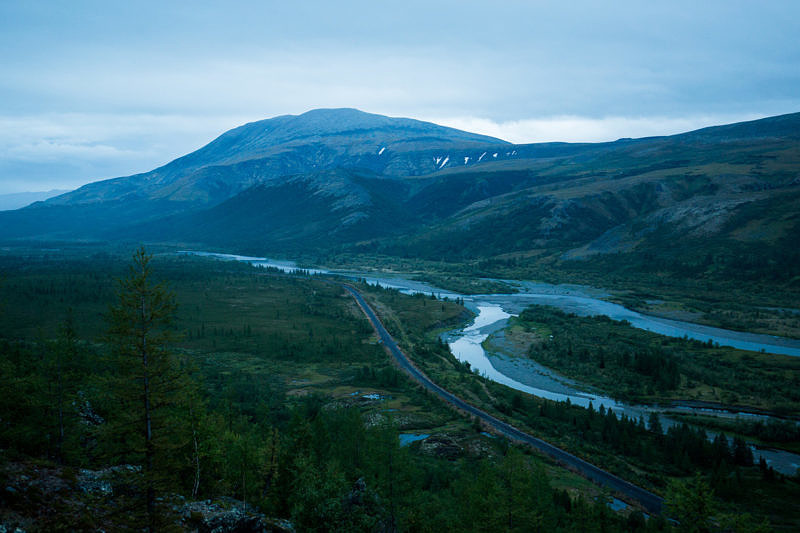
xmin=226 ymin=107 xmax=506 ymax=146
xmin=158 ymin=108 xmax=507 ymax=174
xmin=44 ymin=109 xmax=508 ymax=208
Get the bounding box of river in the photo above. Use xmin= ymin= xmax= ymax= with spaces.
xmin=182 ymin=251 xmax=800 ymax=357
xmin=180 ymin=251 xmax=800 ymax=474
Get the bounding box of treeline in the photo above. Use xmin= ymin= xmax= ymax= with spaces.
xmin=674 ymin=415 xmax=800 ymax=454
xmin=487 ymin=382 xmax=759 ymax=492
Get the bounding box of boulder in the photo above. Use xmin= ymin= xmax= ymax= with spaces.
xmin=181 ymin=499 xmax=294 ymax=533
xmin=419 ymin=435 xmax=463 ymax=459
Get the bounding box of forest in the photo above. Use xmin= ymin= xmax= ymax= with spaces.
xmin=0 ymin=246 xmax=796 ymax=531
xmin=510 ymin=306 xmax=800 ymax=412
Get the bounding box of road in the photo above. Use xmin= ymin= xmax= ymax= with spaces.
xmin=343 ymin=284 xmax=664 ymax=515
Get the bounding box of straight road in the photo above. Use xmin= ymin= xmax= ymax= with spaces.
xmin=343 ymin=284 xmax=664 ymax=515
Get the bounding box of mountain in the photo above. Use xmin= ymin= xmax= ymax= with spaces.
xmin=124 ymin=167 xmax=416 ymax=251
xmin=0 ymin=189 xmax=70 ymax=211
xmin=45 ymin=108 xmax=506 ymax=208
xmin=1 ymin=108 xmax=506 ymax=240
xmin=2 ymin=109 xmax=799 ymax=285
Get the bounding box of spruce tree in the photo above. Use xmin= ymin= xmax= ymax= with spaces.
xmin=49 ymin=310 xmax=78 ymax=464
xmin=105 ymin=246 xmax=193 ymax=531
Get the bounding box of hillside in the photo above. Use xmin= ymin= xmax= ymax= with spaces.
xmin=1 ymin=110 xmax=799 ymax=291
xmin=44 ymin=108 xmax=506 ymax=208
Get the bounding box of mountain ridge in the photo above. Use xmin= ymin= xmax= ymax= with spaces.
xmin=3 ymin=109 xmax=800 ymax=288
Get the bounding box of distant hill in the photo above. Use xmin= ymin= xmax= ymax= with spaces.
xmin=2 ymin=109 xmax=799 ymax=285
xmin=0 ymin=189 xmax=69 ymax=211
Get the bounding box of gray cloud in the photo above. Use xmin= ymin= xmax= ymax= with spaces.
xmin=0 ymin=1 xmax=798 ymax=193
xmin=0 ymin=113 xmax=250 ymax=192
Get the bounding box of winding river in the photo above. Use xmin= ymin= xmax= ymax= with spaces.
xmin=181 ymin=251 xmax=800 ymax=474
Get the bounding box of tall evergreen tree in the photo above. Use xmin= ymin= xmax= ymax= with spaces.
xmin=665 ymin=474 xmax=717 ymax=533
xmin=49 ymin=310 xmax=78 ymax=464
xmin=104 ymin=247 xmax=193 ymax=532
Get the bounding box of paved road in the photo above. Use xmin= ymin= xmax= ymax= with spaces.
xmin=343 ymin=284 xmax=664 ymax=515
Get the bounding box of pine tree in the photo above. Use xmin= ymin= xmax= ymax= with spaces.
xmin=49 ymin=310 xmax=79 ymax=464
xmin=665 ymin=474 xmax=717 ymax=533
xmin=104 ymin=247 xmax=193 ymax=532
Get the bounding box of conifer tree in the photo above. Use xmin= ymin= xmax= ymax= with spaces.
xmin=49 ymin=310 xmax=78 ymax=464
xmin=665 ymin=474 xmax=717 ymax=532
xmin=105 ymin=246 xmax=193 ymax=532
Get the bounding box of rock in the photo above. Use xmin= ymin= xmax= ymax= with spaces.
xmin=0 ymin=525 xmax=27 ymax=533
xmin=363 ymin=412 xmax=387 ymax=428
xmin=181 ymin=498 xmax=294 ymax=533
xmin=465 ymin=437 xmax=496 ymax=458
xmin=419 ymin=435 xmax=463 ymax=459
xmin=345 ymin=477 xmax=367 ymax=507
xmin=77 ymin=465 xmax=140 ymax=495
xmin=73 ymin=390 xmax=105 ymax=426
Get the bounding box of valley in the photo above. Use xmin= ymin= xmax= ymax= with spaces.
xmin=190 ymin=250 xmax=800 ymax=472
xmin=5 ymin=0 xmax=800 ymax=530
xmin=3 ymin=244 xmax=799 ymax=530
xmin=2 ymin=109 xmax=800 ymax=531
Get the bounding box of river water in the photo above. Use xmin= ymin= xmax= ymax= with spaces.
xmin=181 ymin=251 xmax=800 ymax=474
xmin=183 ymin=251 xmax=800 ymax=357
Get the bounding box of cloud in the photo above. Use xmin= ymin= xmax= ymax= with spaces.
xmin=0 ymin=113 xmax=252 ymax=193
xmin=6 ymin=140 xmax=140 ymax=162
xmin=1 ymin=2 xmax=798 ymax=195
xmin=1 ymin=46 xmax=483 ymax=119
xmin=427 ymin=114 xmax=768 ymax=144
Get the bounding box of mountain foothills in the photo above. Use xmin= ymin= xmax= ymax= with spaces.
xmin=3 ymin=108 xmax=800 ymax=286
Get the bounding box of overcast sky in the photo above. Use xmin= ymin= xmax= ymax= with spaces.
xmin=1 ymin=1 xmax=799 ymax=194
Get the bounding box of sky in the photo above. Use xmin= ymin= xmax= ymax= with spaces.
xmin=1 ymin=1 xmax=799 ymax=194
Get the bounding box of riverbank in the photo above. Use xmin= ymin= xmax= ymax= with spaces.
xmin=180 ymin=250 xmax=800 ymax=356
